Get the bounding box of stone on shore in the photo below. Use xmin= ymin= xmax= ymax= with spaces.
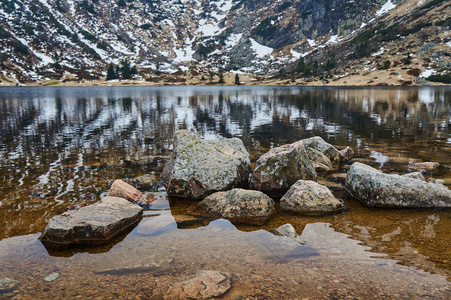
xmin=161 ymin=130 xmax=251 ymax=199
xmin=191 ymin=189 xmax=276 ymax=225
xmin=39 ymin=196 xmax=143 ymax=248
xmin=108 ymin=179 xmax=156 ymax=204
xmin=280 ymin=180 xmax=345 ymax=215
xmin=409 ymin=161 xmax=440 ymax=170
xmin=250 ymin=143 xmax=316 ymax=196
xmin=345 ymin=162 xmax=451 ymax=208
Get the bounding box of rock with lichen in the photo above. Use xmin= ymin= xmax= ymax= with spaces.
xmin=345 ymin=162 xmax=451 ymax=208
xmin=250 ymin=142 xmax=317 ymax=197
xmin=161 ymin=130 xmax=251 ymax=199
xmin=280 ymin=180 xmax=345 ymax=215
xmin=190 ymin=188 xmax=276 ymax=225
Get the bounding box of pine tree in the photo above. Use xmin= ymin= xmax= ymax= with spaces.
xmin=106 ymin=63 xmax=117 ymax=80
xmin=131 ymin=65 xmax=137 ymax=76
xmin=54 ymin=52 xmax=62 ymax=70
xmin=295 ymin=57 xmax=305 ymax=73
xmin=234 ymin=74 xmax=240 ymax=85
xmin=121 ymin=59 xmax=131 ymax=79
xmin=218 ymin=72 xmax=225 ymax=84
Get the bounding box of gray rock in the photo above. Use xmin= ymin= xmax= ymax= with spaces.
xmin=250 ymin=142 xmax=316 ymax=196
xmin=305 ymin=148 xmax=334 ymax=171
xmin=270 ymin=224 xmax=304 ymax=243
xmin=409 ymin=162 xmax=440 ymax=170
xmin=280 ymin=180 xmax=345 ymax=215
xmin=345 ymin=162 xmax=451 ymax=208
xmin=299 ymin=136 xmax=344 ymax=163
xmin=338 ymin=146 xmax=355 ymax=160
xmin=191 ymin=188 xmax=276 ymax=225
xmin=161 ymin=130 xmax=251 ymax=199
xmin=43 ymin=273 xmax=59 ymax=282
xmin=0 ymin=278 xmax=20 ymax=293
xmin=39 ymin=196 xmax=143 ymax=248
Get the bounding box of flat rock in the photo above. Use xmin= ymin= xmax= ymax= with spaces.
xmin=161 ymin=130 xmax=251 ymax=199
xmin=94 ymin=252 xmax=174 ymax=275
xmin=250 ymin=142 xmax=316 ymax=196
xmin=39 ymin=196 xmax=143 ymax=248
xmin=43 ymin=273 xmax=59 ymax=282
xmin=280 ymin=180 xmax=345 ymax=215
xmin=153 ymin=270 xmax=233 ymax=300
xmin=0 ymin=278 xmax=20 ymax=293
xmin=191 ymin=189 xmax=276 ymax=225
xmin=345 ymin=162 xmax=451 ymax=208
xmin=108 ymin=179 xmax=156 ymax=204
xmin=409 ymin=162 xmax=440 ymax=170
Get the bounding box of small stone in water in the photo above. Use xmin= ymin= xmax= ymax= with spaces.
xmin=43 ymin=273 xmax=59 ymax=282
xmin=0 ymin=277 xmax=20 ymax=293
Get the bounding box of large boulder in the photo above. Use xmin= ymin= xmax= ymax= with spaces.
xmin=161 ymin=130 xmax=251 ymax=199
xmin=345 ymin=162 xmax=451 ymax=208
xmin=190 ymin=188 xmax=276 ymax=225
xmin=280 ymin=180 xmax=345 ymax=215
xmin=39 ymin=196 xmax=143 ymax=249
xmin=250 ymin=143 xmax=316 ymax=196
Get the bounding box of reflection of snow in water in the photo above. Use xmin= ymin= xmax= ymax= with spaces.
xmin=370 ymin=150 xmax=389 ymax=167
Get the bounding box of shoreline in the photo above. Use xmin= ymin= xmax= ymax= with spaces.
xmin=0 ymin=71 xmax=448 ymax=88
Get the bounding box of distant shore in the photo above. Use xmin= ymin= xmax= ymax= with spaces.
xmin=0 ymin=71 xmax=448 ymax=87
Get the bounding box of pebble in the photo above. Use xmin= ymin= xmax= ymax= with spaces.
xmin=43 ymin=273 xmax=60 ymax=282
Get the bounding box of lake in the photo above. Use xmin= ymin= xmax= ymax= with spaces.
xmin=0 ymin=86 xmax=450 ymax=299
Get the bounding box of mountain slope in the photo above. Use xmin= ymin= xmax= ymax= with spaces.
xmin=0 ymin=0 xmax=449 ymax=84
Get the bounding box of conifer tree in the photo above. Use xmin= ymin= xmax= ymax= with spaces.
xmin=218 ymin=72 xmax=225 ymax=84
xmin=121 ymin=59 xmax=131 ymax=79
xmin=234 ymin=74 xmax=240 ymax=85
xmin=106 ymin=63 xmax=117 ymax=80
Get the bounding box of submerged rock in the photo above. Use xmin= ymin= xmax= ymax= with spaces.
xmin=250 ymin=142 xmax=316 ymax=196
xmin=39 ymin=196 xmax=143 ymax=249
xmin=345 ymin=162 xmax=451 ymax=208
xmin=280 ymin=180 xmax=345 ymax=215
xmin=191 ymin=188 xmax=276 ymax=225
xmin=108 ymin=179 xmax=157 ymax=204
xmin=0 ymin=278 xmax=20 ymax=293
xmin=161 ymin=130 xmax=251 ymax=199
xmin=153 ymin=270 xmax=234 ymax=300
xmin=43 ymin=273 xmax=59 ymax=282
xmin=269 ymin=224 xmax=304 ymax=243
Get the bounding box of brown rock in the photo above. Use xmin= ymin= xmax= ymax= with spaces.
xmin=158 ymin=271 xmax=233 ymax=300
xmin=410 ymin=162 xmax=440 ymax=170
xmin=338 ymin=146 xmax=355 ymax=160
xmin=108 ymin=179 xmax=156 ymax=204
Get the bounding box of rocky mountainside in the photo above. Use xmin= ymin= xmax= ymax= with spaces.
xmin=0 ymin=0 xmax=449 ymax=84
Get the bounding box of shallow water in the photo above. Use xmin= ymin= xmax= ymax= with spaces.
xmin=0 ymin=86 xmax=450 ymax=299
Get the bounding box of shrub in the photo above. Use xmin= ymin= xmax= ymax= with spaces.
xmin=407 ymin=69 xmax=421 ymax=76
xmin=426 ymin=74 xmax=451 ymax=84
